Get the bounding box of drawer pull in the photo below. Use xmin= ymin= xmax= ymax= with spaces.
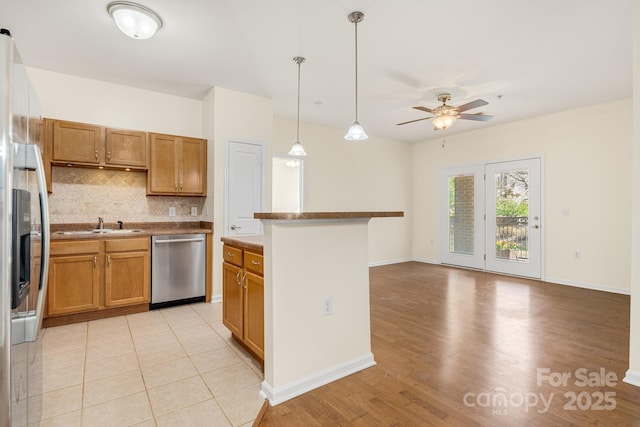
xmin=251 ymin=260 xmax=261 ymax=265
xmin=227 ymin=252 xmax=234 ymax=257
xmin=236 ymin=270 xmax=242 ymax=286
xmin=93 ymin=256 xmax=97 ymax=269
xmin=107 ymin=255 xmax=111 ymax=267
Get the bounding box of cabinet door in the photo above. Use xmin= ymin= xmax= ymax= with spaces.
xmin=180 ymin=137 xmax=207 ymax=195
xmin=105 ymin=251 xmax=150 ymax=307
xmin=47 ymin=254 xmax=100 ymax=316
xmin=105 ymin=128 xmax=148 ymax=169
xmin=244 ymin=271 xmax=264 ymax=360
xmin=148 ymin=133 xmax=179 ymax=194
xmin=51 ymin=120 xmax=101 ymax=165
xmin=222 ymin=262 xmax=244 ymax=339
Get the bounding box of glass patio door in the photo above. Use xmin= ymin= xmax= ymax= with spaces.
xmin=439 ymin=165 xmax=485 ymax=269
xmin=439 ymin=158 xmax=542 ymax=279
xmin=485 ymin=159 xmax=541 ymax=278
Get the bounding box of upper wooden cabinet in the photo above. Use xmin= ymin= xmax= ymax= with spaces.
xmin=48 ymin=119 xmax=148 ymax=170
xmin=147 ymin=133 xmax=207 ymax=196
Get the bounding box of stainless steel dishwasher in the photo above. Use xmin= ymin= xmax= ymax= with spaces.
xmin=151 ymin=233 xmax=206 ymax=309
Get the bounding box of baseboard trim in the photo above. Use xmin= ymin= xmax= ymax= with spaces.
xmin=260 ymin=352 xmax=376 ymax=406
xmin=623 ymin=370 xmax=640 ymax=387
xmin=545 ymin=277 xmax=630 ymax=296
xmin=413 ymin=257 xmax=441 ymax=265
xmin=369 ymin=258 xmax=413 ymax=267
xmin=210 ymin=295 xmax=222 ymax=303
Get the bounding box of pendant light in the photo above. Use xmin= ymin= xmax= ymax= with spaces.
xmin=107 ymin=2 xmax=163 ymax=40
xmin=344 ymin=11 xmax=368 ymax=141
xmin=288 ymin=57 xmax=308 ymax=156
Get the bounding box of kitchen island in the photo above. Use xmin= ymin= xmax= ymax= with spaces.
xmin=254 ymin=211 xmax=403 ymax=405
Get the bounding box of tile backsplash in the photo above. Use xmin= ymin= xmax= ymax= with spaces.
xmin=48 ymin=167 xmax=206 ymax=224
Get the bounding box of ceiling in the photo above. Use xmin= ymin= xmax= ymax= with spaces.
xmin=0 ymin=0 xmax=632 ymax=143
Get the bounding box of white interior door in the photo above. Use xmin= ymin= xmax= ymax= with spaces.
xmin=439 ymin=158 xmax=543 ymax=279
xmin=485 ymin=158 xmax=542 ymax=278
xmin=226 ymin=140 xmax=264 ymax=236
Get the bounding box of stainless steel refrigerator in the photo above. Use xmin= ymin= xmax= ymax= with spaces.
xmin=0 ymin=29 xmax=50 ymax=426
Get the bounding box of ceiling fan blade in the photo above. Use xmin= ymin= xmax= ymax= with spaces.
xmin=456 ymin=99 xmax=488 ymax=112
xmin=412 ymin=106 xmax=435 ymax=114
xmin=459 ymin=113 xmax=493 ymax=122
xmin=396 ymin=117 xmax=433 ymax=126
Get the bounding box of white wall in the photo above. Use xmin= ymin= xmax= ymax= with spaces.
xmin=202 ymin=87 xmax=274 ymax=298
xmin=272 ymin=117 xmax=413 ymax=265
xmin=27 ymin=68 xmax=202 ymax=137
xmin=413 ymin=98 xmax=632 ymax=293
xmin=625 ymin=2 xmax=640 ymax=385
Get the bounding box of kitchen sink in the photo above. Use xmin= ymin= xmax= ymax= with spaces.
xmin=55 ymin=229 xmax=143 ymax=235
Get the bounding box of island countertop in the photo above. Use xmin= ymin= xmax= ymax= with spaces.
xmin=254 ymin=211 xmax=404 ymax=220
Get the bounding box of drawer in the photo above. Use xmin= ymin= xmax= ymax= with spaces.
xmin=244 ymin=251 xmax=264 ymax=276
xmin=223 ymin=245 xmax=243 ymax=267
xmin=105 ymin=237 xmax=149 ymax=252
xmin=50 ymin=240 xmax=100 ymax=256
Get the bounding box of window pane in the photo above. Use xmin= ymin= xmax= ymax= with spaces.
xmin=494 ymin=170 xmax=529 ymax=261
xmin=448 ymin=175 xmax=474 ymax=255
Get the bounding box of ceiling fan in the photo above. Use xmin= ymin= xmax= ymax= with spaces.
xmin=397 ymin=93 xmax=493 ymax=131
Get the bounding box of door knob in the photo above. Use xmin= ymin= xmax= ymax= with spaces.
xmin=530 ymin=225 xmax=540 ymax=229
xmin=230 ymin=225 xmax=242 ymax=230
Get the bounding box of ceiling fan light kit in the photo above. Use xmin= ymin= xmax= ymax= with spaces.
xmin=344 ymin=11 xmax=368 ymax=141
xmin=396 ymin=92 xmax=493 ymax=133
xmin=107 ymin=1 xmax=162 ymax=40
xmin=288 ymin=56 xmax=308 ymax=157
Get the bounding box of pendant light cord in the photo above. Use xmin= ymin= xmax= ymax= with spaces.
xmin=297 ymin=59 xmax=301 ymax=142
xmin=354 ymin=19 xmax=359 ymax=122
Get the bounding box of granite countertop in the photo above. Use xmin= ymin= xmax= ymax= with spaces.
xmin=221 ymin=235 xmax=264 ymax=253
xmin=50 ymin=221 xmax=213 ymax=240
xmin=254 ymin=211 xmax=404 ymax=220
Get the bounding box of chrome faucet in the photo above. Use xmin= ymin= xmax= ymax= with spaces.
xmin=97 ymin=217 xmax=104 ymax=229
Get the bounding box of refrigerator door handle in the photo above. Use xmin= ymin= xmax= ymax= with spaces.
xmin=14 ymin=143 xmax=50 ymax=342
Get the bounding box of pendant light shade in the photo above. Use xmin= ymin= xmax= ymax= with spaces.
xmin=345 ymin=11 xmax=368 ymax=141
xmin=107 ymin=2 xmax=162 ymax=40
xmin=288 ymin=57 xmax=307 ymax=157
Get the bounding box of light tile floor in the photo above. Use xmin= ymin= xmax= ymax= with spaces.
xmin=30 ymin=302 xmax=265 ymax=426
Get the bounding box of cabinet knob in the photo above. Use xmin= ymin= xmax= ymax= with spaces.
xmin=107 ymin=255 xmax=111 ymax=267
xmin=174 ymin=182 xmax=178 ymax=190
xmin=93 ymin=256 xmax=97 ymax=269
xmin=227 ymin=252 xmax=234 ymax=257
xmin=107 ymin=151 xmax=111 ymax=161
xmin=95 ymin=150 xmax=99 ymax=160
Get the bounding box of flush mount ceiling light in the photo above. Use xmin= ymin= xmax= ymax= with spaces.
xmin=107 ymin=1 xmax=163 ymax=40
xmin=288 ymin=56 xmax=307 ymax=157
xmin=344 ymin=11 xmax=368 ymax=141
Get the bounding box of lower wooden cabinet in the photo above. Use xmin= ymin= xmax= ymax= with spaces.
xmin=46 ymin=238 xmax=150 ymax=321
xmin=222 ymin=243 xmax=264 ymax=362
xmin=104 ymin=238 xmax=150 ymax=307
xmin=47 ymin=240 xmax=100 ymax=316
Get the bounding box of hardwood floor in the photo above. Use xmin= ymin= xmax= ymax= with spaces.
xmin=258 ymin=262 xmax=640 ymax=426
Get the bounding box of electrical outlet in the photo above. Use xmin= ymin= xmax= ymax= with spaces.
xmin=322 ymin=296 xmax=333 ymax=316
xmin=169 ymin=207 xmax=176 ymax=217
xmin=191 ymin=207 xmax=198 ymax=216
